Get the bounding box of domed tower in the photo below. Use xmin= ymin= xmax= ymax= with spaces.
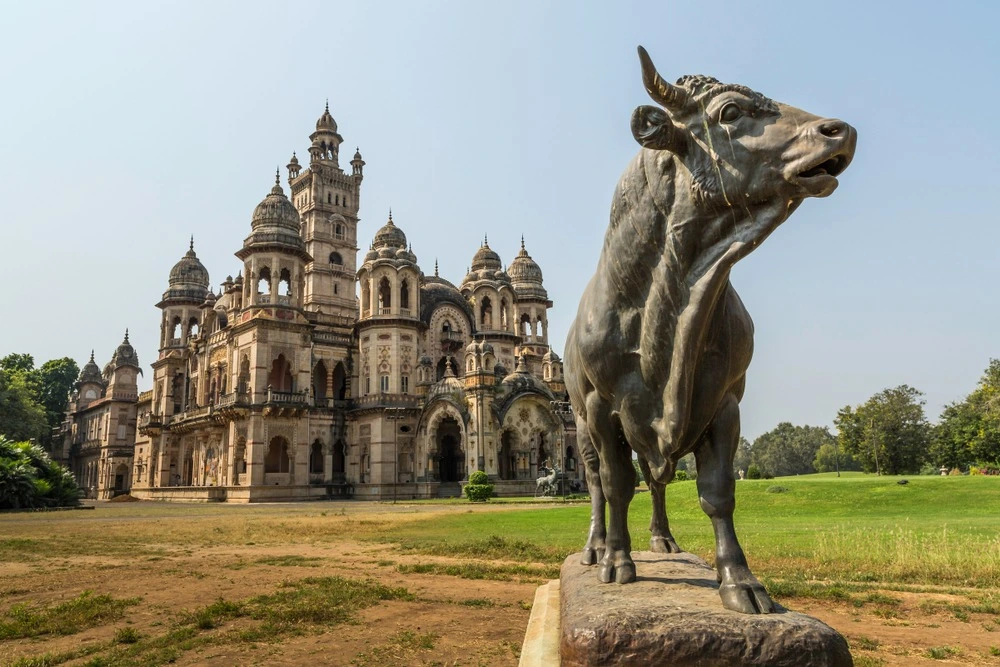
xmin=157 ymin=238 xmax=210 ymax=351
xmin=508 ymin=237 xmax=552 ymax=374
xmin=460 ymin=236 xmax=519 ymax=372
xmin=76 ymin=350 xmax=106 ymax=407
xmin=103 ymin=330 xmax=142 ymax=400
xmin=235 ymin=172 xmax=311 ymax=310
xmin=356 ymin=213 xmax=422 ymax=397
xmin=288 ymin=103 xmax=364 ymax=318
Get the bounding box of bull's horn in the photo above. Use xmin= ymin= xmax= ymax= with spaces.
xmin=638 ymin=45 xmax=687 ymax=110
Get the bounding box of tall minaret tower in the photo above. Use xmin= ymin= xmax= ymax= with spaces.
xmin=287 ymin=102 xmax=365 ymax=318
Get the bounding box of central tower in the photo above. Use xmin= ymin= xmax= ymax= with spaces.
xmin=287 ymin=103 xmax=365 ymax=318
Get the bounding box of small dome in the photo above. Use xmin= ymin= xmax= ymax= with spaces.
xmin=238 ymin=172 xmax=307 ymax=258
xmin=509 ymin=238 xmax=544 ymax=286
xmin=78 ymin=351 xmax=104 ymax=386
xmin=288 ymin=152 xmax=299 ymax=165
xmin=542 ymin=350 xmax=561 ymax=363
xmin=353 ymin=148 xmax=363 ymax=161
xmin=168 ymin=240 xmax=210 ymax=289
xmin=316 ymin=103 xmax=337 ymax=132
xmin=162 ymin=239 xmax=210 ymax=303
xmin=251 ymin=176 xmax=300 ymax=234
xmin=110 ymin=330 xmax=141 ymax=370
xmin=373 ymin=213 xmax=407 ymax=249
xmin=501 ymin=353 xmax=552 ymax=398
xmin=471 ymin=237 xmax=502 ymax=273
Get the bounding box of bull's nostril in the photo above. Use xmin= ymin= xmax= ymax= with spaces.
xmin=818 ymin=119 xmax=848 ymax=138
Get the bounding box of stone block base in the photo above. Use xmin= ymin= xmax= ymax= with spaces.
xmin=560 ymin=551 xmax=852 ymax=667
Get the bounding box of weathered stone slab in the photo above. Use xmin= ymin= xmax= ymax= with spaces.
xmin=519 ymin=580 xmax=561 ymax=667
xmin=561 ymin=551 xmax=852 ymax=667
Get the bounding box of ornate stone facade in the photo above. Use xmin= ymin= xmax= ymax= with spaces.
xmin=57 ymin=333 xmax=141 ymax=499
xmin=117 ymin=106 xmax=576 ymax=502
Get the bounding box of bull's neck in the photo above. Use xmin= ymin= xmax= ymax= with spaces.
xmin=602 ymin=150 xmax=791 ymax=303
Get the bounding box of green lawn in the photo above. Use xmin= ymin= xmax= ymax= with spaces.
xmin=378 ymin=475 xmax=1000 ymax=588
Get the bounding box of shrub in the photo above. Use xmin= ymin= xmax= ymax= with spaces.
xmin=949 ymin=467 xmax=963 ymax=476
xmin=766 ymin=485 xmax=789 ymax=494
xmin=673 ymin=470 xmax=688 ymax=482
xmin=0 ymin=437 xmax=80 ymax=510
xmin=746 ymin=464 xmax=762 ymax=480
xmin=464 ymin=471 xmax=493 ymax=502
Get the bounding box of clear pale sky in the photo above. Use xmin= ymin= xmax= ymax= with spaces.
xmin=1 ymin=1 xmax=997 ymax=441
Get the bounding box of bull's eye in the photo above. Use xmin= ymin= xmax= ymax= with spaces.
xmin=719 ymin=103 xmax=742 ymax=124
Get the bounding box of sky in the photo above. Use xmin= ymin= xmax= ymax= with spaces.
xmin=1 ymin=1 xmax=998 ymax=441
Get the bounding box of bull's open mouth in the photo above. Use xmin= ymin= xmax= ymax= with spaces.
xmin=798 ymin=154 xmax=849 ymax=180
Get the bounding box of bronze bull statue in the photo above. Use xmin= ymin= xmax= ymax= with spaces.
xmin=564 ymin=46 xmax=857 ymax=614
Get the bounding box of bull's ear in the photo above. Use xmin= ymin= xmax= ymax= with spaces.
xmin=631 ymin=105 xmax=687 ymax=154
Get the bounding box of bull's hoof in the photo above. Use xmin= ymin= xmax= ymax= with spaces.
xmin=598 ymin=551 xmax=636 ymax=584
xmin=650 ymin=536 xmax=682 ymax=554
xmin=719 ymin=582 xmax=776 ymax=614
xmin=580 ymin=546 xmax=605 ymax=566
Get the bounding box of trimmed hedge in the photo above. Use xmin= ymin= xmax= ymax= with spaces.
xmin=464 ymin=470 xmax=494 ymax=502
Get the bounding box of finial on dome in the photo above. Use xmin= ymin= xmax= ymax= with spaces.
xmin=521 ymin=235 xmax=525 ymax=250
xmin=189 ymin=235 xmax=194 ymax=251
xmin=325 ymin=98 xmax=329 ymax=112
xmin=435 ymin=258 xmax=439 ymax=277
xmin=484 ymin=233 xmax=488 ymax=246
xmin=388 ymin=208 xmax=393 ymax=223
xmin=275 ymin=167 xmax=280 ymax=186
xmin=89 ymin=350 xmax=95 ymax=363
xmin=124 ymin=328 xmax=129 ymax=343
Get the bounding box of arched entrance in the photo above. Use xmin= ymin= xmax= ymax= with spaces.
xmin=331 ymin=440 xmax=346 ymax=483
xmin=499 ymin=430 xmax=518 ymax=480
xmin=114 ymin=463 xmax=128 ymax=495
xmin=437 ymin=417 xmax=463 ymax=482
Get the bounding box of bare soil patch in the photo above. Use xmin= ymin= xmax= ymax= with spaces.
xmin=1 ymin=501 xmax=998 ymax=666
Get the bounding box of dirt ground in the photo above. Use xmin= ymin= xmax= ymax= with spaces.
xmin=1 ymin=502 xmax=998 ymax=666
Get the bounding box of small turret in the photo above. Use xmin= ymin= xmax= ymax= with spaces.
xmin=351 ymin=147 xmax=365 ymax=180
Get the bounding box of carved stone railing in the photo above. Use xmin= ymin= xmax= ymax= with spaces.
xmin=216 ymin=392 xmax=249 ymax=408
xmin=265 ymin=389 xmax=310 ymax=405
xmin=139 ymin=413 xmax=163 ymax=429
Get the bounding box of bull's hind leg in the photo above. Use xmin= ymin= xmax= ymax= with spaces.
xmin=638 ymin=456 xmax=682 ymax=554
xmin=577 ymin=415 xmax=606 ymax=565
xmin=696 ymin=393 xmax=775 ymax=614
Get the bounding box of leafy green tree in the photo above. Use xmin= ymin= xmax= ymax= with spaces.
xmin=835 ymin=385 xmax=931 ymax=475
xmin=0 ymin=354 xmax=79 ymax=451
xmin=34 ymin=358 xmax=79 ymax=450
xmin=0 ymin=353 xmax=36 ymax=376
xmin=812 ymin=442 xmax=861 ymax=473
xmin=750 ymin=422 xmax=834 ymax=478
xmin=732 ymin=437 xmax=752 ymax=476
xmin=0 ymin=370 xmax=47 ymax=443
xmin=932 ymin=360 xmax=1000 ymax=468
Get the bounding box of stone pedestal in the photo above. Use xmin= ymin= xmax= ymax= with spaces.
xmin=560 ymin=551 xmax=852 ymax=667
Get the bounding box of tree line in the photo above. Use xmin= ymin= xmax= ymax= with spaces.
xmin=734 ymin=360 xmax=1000 ymax=478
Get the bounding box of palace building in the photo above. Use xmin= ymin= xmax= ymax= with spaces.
xmin=60 ymin=105 xmax=578 ymax=502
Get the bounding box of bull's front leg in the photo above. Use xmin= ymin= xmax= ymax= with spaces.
xmin=586 ymin=393 xmax=636 ymax=584
xmin=638 ymin=455 xmax=682 ymax=554
xmin=696 ymin=393 xmax=775 ymax=614
xmin=577 ymin=416 xmax=606 ymax=565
